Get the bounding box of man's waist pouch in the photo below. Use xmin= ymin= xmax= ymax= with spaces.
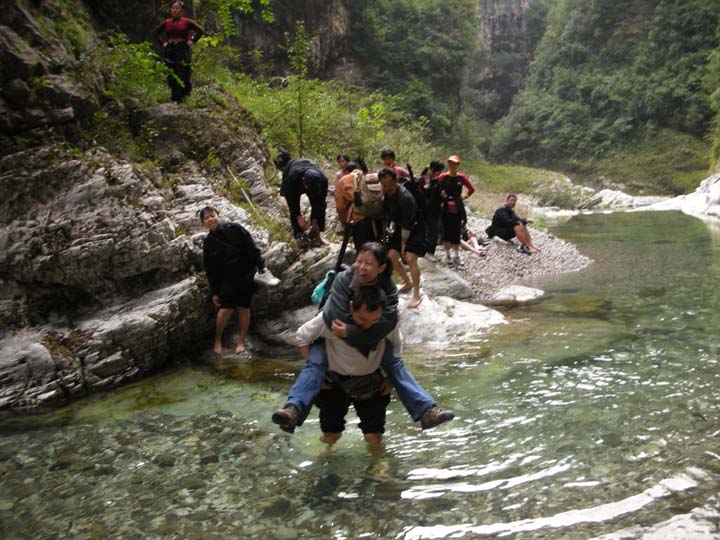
xmin=325 ymin=369 xmax=385 ymax=401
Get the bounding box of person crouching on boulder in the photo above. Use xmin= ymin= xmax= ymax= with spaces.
xmin=153 ymin=1 xmax=205 ymax=103
xmin=200 ymin=206 xmax=268 ymax=354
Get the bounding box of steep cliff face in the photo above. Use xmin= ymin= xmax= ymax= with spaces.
xmin=470 ymin=0 xmax=547 ymax=122
xmin=85 ymin=0 xmax=349 ymax=76
xmin=0 ymin=0 xmax=337 ymax=410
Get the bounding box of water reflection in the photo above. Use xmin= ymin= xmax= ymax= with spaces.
xmin=1 ymin=211 xmax=719 ymax=539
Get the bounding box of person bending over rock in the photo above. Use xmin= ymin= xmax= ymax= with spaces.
xmin=153 ymin=0 xmax=205 ymax=103
xmin=296 ymin=286 xmax=396 ymax=447
xmin=485 ymin=194 xmax=539 ymax=254
xmin=200 ymin=206 xmax=268 ymax=354
xmin=272 ymin=242 xmax=454 ymax=433
xmin=275 ymin=151 xmax=329 ymax=248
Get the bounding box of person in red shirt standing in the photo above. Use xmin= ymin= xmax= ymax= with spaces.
xmin=438 ymin=155 xmax=475 ymax=267
xmin=379 ymin=149 xmax=410 ymax=180
xmin=153 ymin=1 xmax=205 ymax=103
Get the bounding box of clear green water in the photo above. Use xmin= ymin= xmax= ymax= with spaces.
xmin=1 ymin=211 xmax=719 ymax=540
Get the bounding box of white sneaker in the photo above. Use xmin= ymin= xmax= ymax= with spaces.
xmin=254 ymin=269 xmax=280 ymax=287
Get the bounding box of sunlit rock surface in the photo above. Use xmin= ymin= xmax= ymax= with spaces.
xmin=641 ymin=173 xmax=720 ymax=223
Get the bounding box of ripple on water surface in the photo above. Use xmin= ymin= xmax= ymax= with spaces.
xmin=1 ymin=211 xmax=720 ymax=539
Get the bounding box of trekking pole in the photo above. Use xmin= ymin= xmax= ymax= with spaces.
xmin=318 ymin=221 xmax=354 ymax=309
xmin=227 ymin=166 xmax=271 ymax=230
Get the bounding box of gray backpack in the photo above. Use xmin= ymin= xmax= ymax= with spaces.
xmin=352 ymin=171 xmax=384 ymax=218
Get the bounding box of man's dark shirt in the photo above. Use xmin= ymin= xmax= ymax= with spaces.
xmin=280 ymin=158 xmax=328 ymax=235
xmin=203 ymin=222 xmax=264 ymax=294
xmin=423 ymin=176 xmax=443 ymax=217
xmin=488 ymin=205 xmax=527 ymax=234
xmin=383 ymin=184 xmax=417 ymax=234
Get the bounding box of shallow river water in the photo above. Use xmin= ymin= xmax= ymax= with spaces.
xmin=1 ymin=211 xmax=719 ymax=540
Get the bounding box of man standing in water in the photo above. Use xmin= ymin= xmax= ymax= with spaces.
xmin=272 ymin=243 xmax=453 ymax=433
xmin=296 ymin=286 xmax=397 ymax=447
xmin=200 ymin=206 xmax=268 ymax=354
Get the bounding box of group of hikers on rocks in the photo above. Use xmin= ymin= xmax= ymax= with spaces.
xmin=199 ymin=147 xmax=540 ymax=448
xmin=155 ymin=0 xmax=541 ymax=449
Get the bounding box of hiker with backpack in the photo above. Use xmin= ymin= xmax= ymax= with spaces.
xmin=200 ymin=206 xmax=275 ymax=355
xmin=271 ymin=242 xmax=454 ymax=434
xmin=379 ymin=167 xmax=427 ymax=309
xmin=335 ymin=158 xmax=385 ymax=250
xmin=438 ymin=155 xmax=475 ymax=267
xmin=275 ymin=151 xmax=329 ymax=248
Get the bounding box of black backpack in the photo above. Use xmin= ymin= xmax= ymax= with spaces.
xmin=401 ymin=164 xmax=428 ymax=220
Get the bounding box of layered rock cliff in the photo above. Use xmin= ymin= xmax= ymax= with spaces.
xmin=0 ymin=0 xmax=338 ymax=409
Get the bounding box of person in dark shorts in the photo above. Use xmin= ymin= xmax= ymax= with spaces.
xmin=420 ymin=161 xmax=445 ymax=260
xmin=153 ymin=1 xmax=205 ymax=103
xmin=275 ymin=151 xmax=329 ymax=247
xmin=486 ymin=194 xmax=539 ymax=254
xmin=438 ymin=155 xmax=475 ymax=267
xmin=295 ymin=287 xmax=396 ymax=446
xmin=271 ymin=242 xmax=454 ymax=434
xmin=379 ymin=167 xmax=426 ymax=309
xmin=201 ymin=206 xmax=267 ymax=354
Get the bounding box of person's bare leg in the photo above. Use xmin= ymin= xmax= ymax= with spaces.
xmin=460 ymin=239 xmax=483 ymax=255
xmin=364 ymin=433 xmax=382 ymax=445
xmin=389 ymin=249 xmax=412 ymax=292
xmin=214 ymin=308 xmax=234 ymax=354
xmin=321 ymin=432 xmax=342 ymax=444
xmin=235 ymin=307 xmax=251 ymax=353
xmin=405 ymin=252 xmax=422 ymax=308
xmin=443 ymin=241 xmax=452 ymax=263
xmin=515 ymin=225 xmax=539 ymax=252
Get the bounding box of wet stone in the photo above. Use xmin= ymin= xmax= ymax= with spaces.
xmin=275 ymin=526 xmax=299 ymax=540
xmin=153 ymin=453 xmax=176 ymax=468
xmin=200 ymin=454 xmax=219 ymax=465
xmin=261 ymin=497 xmax=292 ymax=518
xmin=179 ymin=475 xmax=207 ymax=490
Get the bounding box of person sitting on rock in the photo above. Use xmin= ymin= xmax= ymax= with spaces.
xmin=275 ymin=151 xmax=329 ymax=248
xmin=379 ymin=167 xmax=426 ymax=309
xmin=272 ymin=242 xmax=454 ymax=433
xmin=295 ymin=286 xmax=396 ymax=447
xmin=460 ymin=224 xmax=487 ymax=257
xmin=485 ymin=194 xmax=539 ymax=254
xmin=200 ymin=206 xmax=268 ymax=354
xmin=152 ymin=0 xmax=205 ymax=103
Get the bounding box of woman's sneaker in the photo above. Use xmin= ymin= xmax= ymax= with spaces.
xmin=517 ymin=244 xmax=531 ymax=255
xmin=420 ymin=406 xmax=455 ymax=430
xmin=254 ymin=269 xmax=281 ymax=287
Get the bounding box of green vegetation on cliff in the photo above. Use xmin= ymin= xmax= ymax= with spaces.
xmin=489 ymin=0 xmax=720 ymax=190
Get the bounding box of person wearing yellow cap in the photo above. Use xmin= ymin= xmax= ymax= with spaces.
xmin=438 ymin=155 xmax=475 ymax=267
